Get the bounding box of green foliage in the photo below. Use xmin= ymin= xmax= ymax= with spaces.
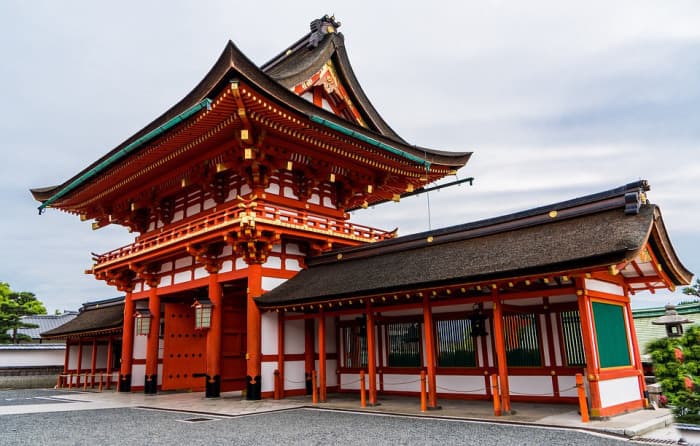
xmin=650 ymin=325 xmax=700 ymax=423
xmin=0 ymin=281 xmax=47 ymax=344
xmin=683 ymin=278 xmax=700 ymax=299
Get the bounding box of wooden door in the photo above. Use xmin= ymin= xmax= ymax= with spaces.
xmin=162 ymin=303 xmax=207 ymax=391
xmin=221 ymin=293 xmax=247 ymax=391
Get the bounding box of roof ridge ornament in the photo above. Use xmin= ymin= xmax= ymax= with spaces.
xmin=308 ymin=14 xmax=341 ymax=48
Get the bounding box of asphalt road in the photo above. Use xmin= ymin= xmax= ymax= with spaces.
xmin=0 ymin=406 xmax=631 ymax=446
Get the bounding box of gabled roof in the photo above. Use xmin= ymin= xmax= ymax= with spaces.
xmin=256 ymin=180 xmax=693 ymax=308
xmin=31 ymin=16 xmax=470 ymax=207
xmin=10 ymin=312 xmax=78 ymax=340
xmin=41 ymin=297 xmax=124 ymax=339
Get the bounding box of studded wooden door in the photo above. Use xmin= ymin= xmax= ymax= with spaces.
xmin=221 ymin=292 xmax=247 ymax=391
xmin=162 ymin=303 xmax=207 ymax=391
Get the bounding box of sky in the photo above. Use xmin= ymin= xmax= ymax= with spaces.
xmin=0 ymin=1 xmax=698 ymax=312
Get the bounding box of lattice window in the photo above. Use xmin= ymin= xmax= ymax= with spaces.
xmin=386 ymin=322 xmax=422 ymax=367
xmin=560 ymin=310 xmax=586 ymax=366
xmin=503 ymin=313 xmax=542 ymax=366
xmin=436 ymin=318 xmax=477 ymax=367
xmin=339 ymin=323 xmax=367 ymax=369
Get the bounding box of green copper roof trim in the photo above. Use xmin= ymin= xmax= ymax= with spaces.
xmin=309 ymin=115 xmax=431 ymax=169
xmin=38 ymin=98 xmax=213 ymax=213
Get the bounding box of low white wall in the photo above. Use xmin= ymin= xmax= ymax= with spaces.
xmin=598 ymin=376 xmax=641 ymax=408
xmin=0 ymin=346 xmax=64 ymax=367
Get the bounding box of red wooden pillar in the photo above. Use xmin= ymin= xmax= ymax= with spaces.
xmin=366 ymin=301 xmax=378 ymax=405
xmin=625 ymin=299 xmax=647 ymax=403
xmin=575 ymin=277 xmax=602 ymax=417
xmin=206 ymin=272 xmax=223 ymax=398
xmin=422 ymin=295 xmax=439 ymax=409
xmin=76 ymin=338 xmax=83 ymax=386
xmin=491 ymin=289 xmax=511 ymax=414
xmin=305 ymin=318 xmax=315 ymax=395
xmin=63 ymin=339 xmax=70 ymax=373
xmin=119 ymin=290 xmax=135 ymax=392
xmin=318 ymin=310 xmax=327 ymax=402
xmin=145 ymin=284 xmax=160 ymax=394
xmin=106 ymin=336 xmax=113 ymax=389
xmin=246 ymin=263 xmax=263 ymax=400
xmin=90 ymin=339 xmax=97 ymax=388
xmin=277 ymin=312 xmax=285 ymax=399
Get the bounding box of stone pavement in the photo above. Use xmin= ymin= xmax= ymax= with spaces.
xmin=0 ymin=388 xmax=688 ymax=443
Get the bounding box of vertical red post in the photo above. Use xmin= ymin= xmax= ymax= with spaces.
xmin=76 ymin=338 xmax=83 ymax=387
xmin=304 ymin=318 xmax=315 ymax=395
xmin=422 ymin=295 xmax=438 ymax=409
xmin=119 ymin=290 xmax=135 ymax=392
xmin=360 ymin=370 xmax=367 ymax=407
xmin=576 ymin=277 xmax=602 ymax=417
xmin=576 ymin=373 xmax=590 ymax=422
xmin=625 ymin=299 xmax=647 ymax=405
xmin=420 ymin=370 xmax=427 ymax=412
xmin=105 ymin=336 xmax=113 ymax=389
xmin=145 ymin=284 xmax=160 ymax=394
xmin=491 ymin=290 xmax=511 ymax=414
xmin=277 ymin=312 xmax=285 ymax=399
xmin=246 ymin=263 xmax=263 ymax=400
xmin=90 ymin=339 xmax=97 ymax=388
xmin=318 ymin=310 xmax=327 ymax=402
xmin=491 ymin=374 xmax=501 ymax=416
xmin=312 ymin=369 xmax=318 ymax=404
xmin=61 ymin=339 xmax=70 ymax=388
xmin=366 ymin=301 xmax=378 ymax=406
xmin=206 ymin=272 xmax=223 ymax=398
xmin=274 ymin=369 xmax=280 ymax=400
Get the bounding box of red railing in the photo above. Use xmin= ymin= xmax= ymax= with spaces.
xmin=93 ymin=203 xmax=393 ymax=267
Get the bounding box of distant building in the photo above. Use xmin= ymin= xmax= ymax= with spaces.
xmin=633 ymin=302 xmax=700 ymax=352
xmin=0 ymin=312 xmax=77 ymax=388
xmin=8 ymin=312 xmax=78 ymax=344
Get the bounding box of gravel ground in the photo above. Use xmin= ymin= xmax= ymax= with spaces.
xmin=0 ymin=407 xmax=630 ymax=446
xmin=0 ymin=388 xmax=79 ymax=406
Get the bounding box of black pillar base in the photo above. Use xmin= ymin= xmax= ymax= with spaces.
xmin=144 ymin=374 xmax=158 ymax=394
xmin=205 ymin=375 xmax=221 ymax=398
xmin=305 ymin=373 xmax=313 ymax=395
xmin=118 ymin=374 xmax=131 ymax=392
xmin=246 ymin=375 xmax=261 ymax=400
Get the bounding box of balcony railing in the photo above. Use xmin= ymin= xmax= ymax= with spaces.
xmin=93 ymin=202 xmax=394 ymax=268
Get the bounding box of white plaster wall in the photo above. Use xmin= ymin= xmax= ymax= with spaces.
xmin=261 ymin=312 xmax=278 ymax=356
xmin=340 ymin=372 xmax=378 ymax=390
xmin=262 ymin=277 xmax=286 ymax=291
xmin=285 ymin=243 xmax=302 ymax=256
xmin=132 ymin=365 xmax=145 ymax=386
xmin=558 ymin=375 xmax=578 ymax=397
xmin=133 ymin=335 xmax=147 ymax=360
xmin=598 ymin=376 xmax=641 ymax=408
xmin=194 ymin=266 xmax=208 ymax=280
xmin=283 ymin=360 xmax=306 ymax=390
xmin=265 ymin=256 xmax=282 ymax=269
xmin=436 ymin=375 xmax=488 ymax=395
xmin=383 ymin=373 xmax=421 ymax=392
xmin=0 ymin=348 xmax=65 ymax=367
xmin=175 ymin=256 xmax=193 ymax=269
xmin=68 ymin=345 xmax=79 ymax=369
xmin=80 ymin=348 xmax=93 ymax=370
xmin=236 ymin=258 xmax=247 ymax=270
xmin=585 ymin=279 xmax=624 ymax=296
xmin=220 ymin=260 xmax=233 ymax=273
xmin=508 ymin=376 xmax=553 ymax=397
xmin=95 ymin=345 xmax=108 ymax=369
xmin=284 ymin=319 xmax=305 ymax=354
xmin=173 ymin=271 xmax=191 ymax=284
xmin=261 ymin=361 xmax=277 ymax=393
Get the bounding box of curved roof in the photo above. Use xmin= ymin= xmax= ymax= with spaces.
xmin=32 ymin=18 xmax=470 ymax=204
xmin=256 ymin=181 xmax=693 ymax=308
xmin=41 ymin=298 xmax=124 ymax=339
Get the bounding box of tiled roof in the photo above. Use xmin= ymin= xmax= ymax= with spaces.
xmin=9 ymin=312 xmax=77 ymax=341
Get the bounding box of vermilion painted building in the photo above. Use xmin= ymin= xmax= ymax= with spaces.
xmin=32 ymin=16 xmax=692 ymax=418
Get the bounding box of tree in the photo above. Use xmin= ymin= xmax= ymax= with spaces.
xmin=649 ymin=325 xmax=700 ymax=423
xmin=0 ymin=282 xmax=47 ymax=344
xmin=683 ymin=278 xmax=700 ymax=300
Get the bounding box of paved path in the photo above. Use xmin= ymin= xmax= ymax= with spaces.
xmin=1 ymin=406 xmax=634 ymax=446
xmin=0 ymin=389 xmax=687 ymax=445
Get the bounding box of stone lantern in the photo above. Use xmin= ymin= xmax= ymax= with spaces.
xmin=652 ymin=304 xmax=693 ymax=338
